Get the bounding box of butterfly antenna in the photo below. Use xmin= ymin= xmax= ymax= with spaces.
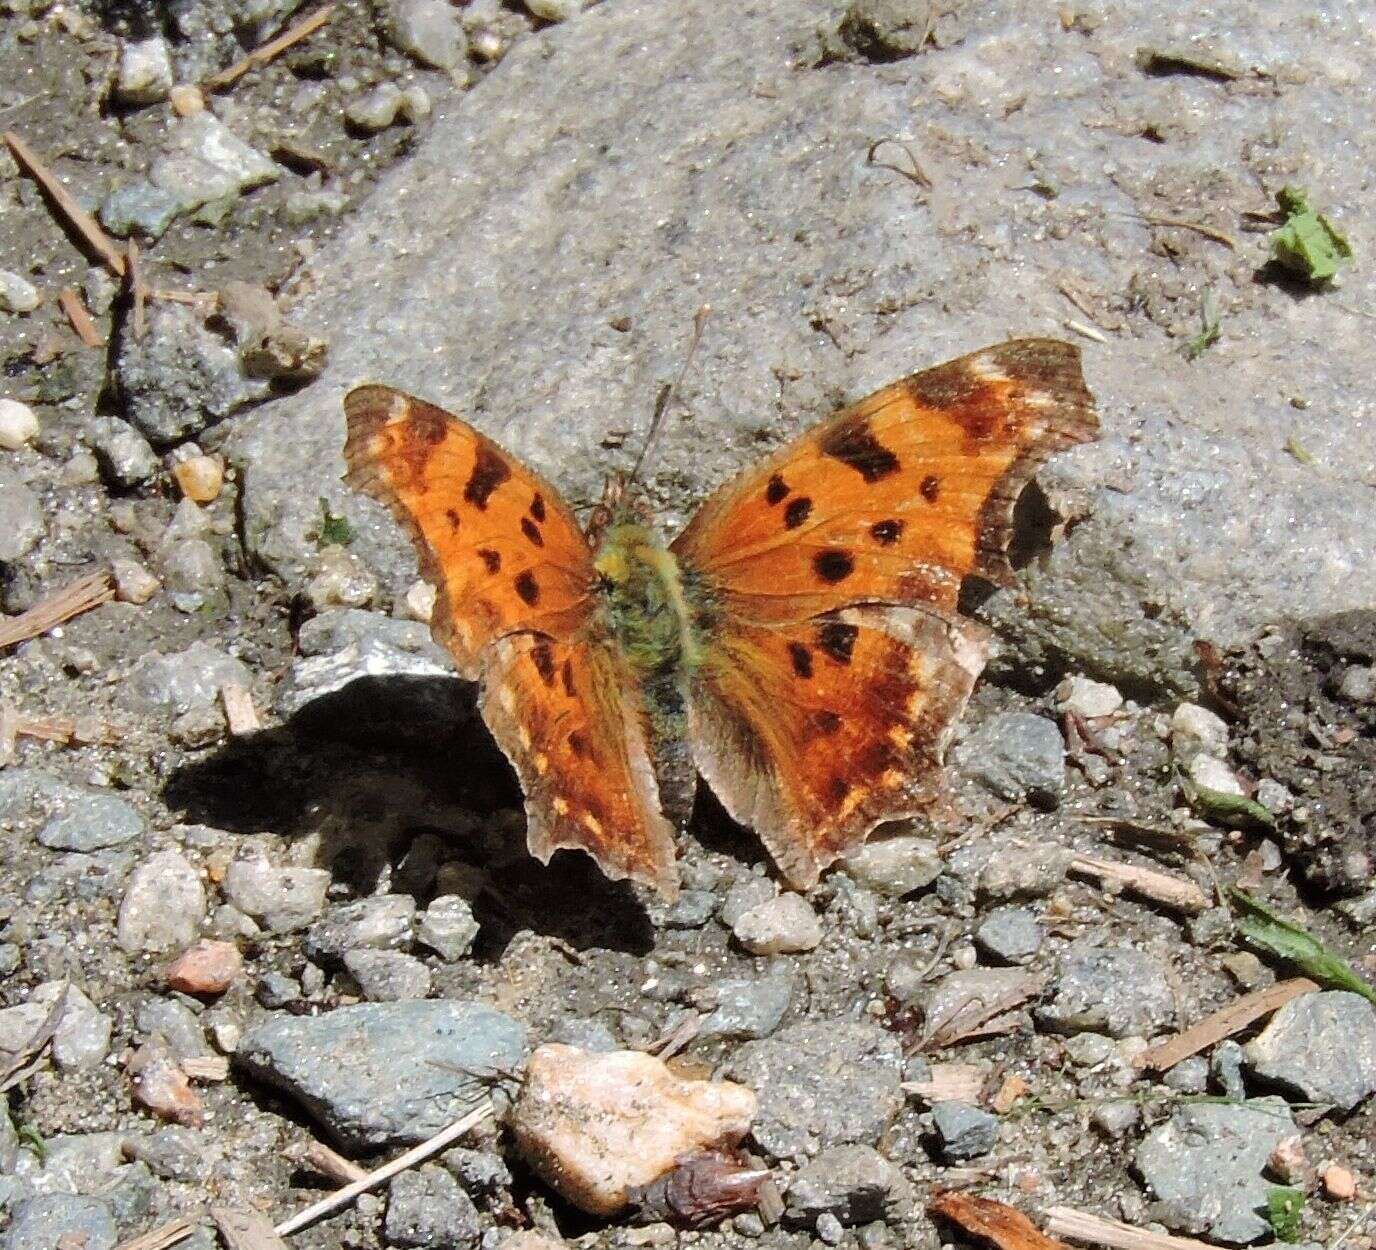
xmin=627 ymin=304 xmax=711 ymax=489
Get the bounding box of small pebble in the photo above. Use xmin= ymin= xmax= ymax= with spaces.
xmin=1056 ymin=675 xmax=1123 ymax=719
xmin=402 ymin=579 xmax=437 ymax=622
xmin=0 ymin=398 xmax=39 ymax=449
xmin=168 ymin=84 xmax=204 ymax=116
xmin=221 ymin=861 xmax=331 ymax=932
xmin=389 ymin=0 xmax=467 ymax=70
xmin=526 ymin=0 xmax=588 ymax=19
xmin=127 ymin=1042 xmax=203 ymax=1125
xmin=89 ymin=416 xmax=159 ymax=487
xmin=930 ymin=1101 xmax=998 ymax=1159
xmin=732 ymin=894 xmax=822 ymax=954
xmin=1322 ymin=1163 xmax=1357 ymax=1200
xmin=344 ymin=949 xmax=433 ymax=1001
xmin=112 ymin=558 xmax=162 ymax=605
xmin=346 ymin=83 xmax=407 ymax=133
xmin=842 ymin=834 xmax=941 ymax=897
xmin=166 ymin=939 xmax=242 ymax=995
xmin=116 ymin=36 xmax=173 ymax=104
xmin=1187 ymin=753 xmax=1244 ymax=797
xmin=1268 ymin=1134 xmax=1315 ymax=1188
xmin=974 ymin=906 xmax=1043 ymax=964
xmin=1171 ymin=702 xmax=1229 ymax=759
xmin=117 ymin=850 xmax=207 ymax=953
xmin=0 ymin=270 xmax=40 ymax=314
xmin=172 ymin=454 xmax=224 ymax=503
xmin=306 ymin=544 xmax=378 ymax=610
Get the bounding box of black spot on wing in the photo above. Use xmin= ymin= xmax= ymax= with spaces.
xmin=813 ymin=549 xmax=854 ymax=584
xmin=816 ymin=620 xmax=858 ymax=664
xmin=520 ymin=517 xmax=544 ymax=547
xmin=561 ymin=658 xmax=576 ymax=698
xmin=765 ymin=474 xmax=789 ymax=506
xmin=445 ymin=508 xmax=461 ymax=531
xmin=530 ymin=493 xmax=546 ymax=522
xmin=870 ymin=519 xmax=903 ymax=545
xmin=920 ymin=474 xmax=941 ymax=502
xmin=531 ymin=641 xmax=556 ymax=685
xmin=788 ymin=642 xmax=813 ymax=679
xmin=828 ymin=776 xmax=852 ymax=803
xmin=819 ymin=415 xmax=900 ymax=483
xmin=812 ymin=710 xmax=842 ymax=735
xmin=478 ymin=548 xmax=501 ymax=573
xmin=514 ymin=571 xmax=540 ymax=605
xmin=463 ymin=446 xmax=511 ymax=510
xmin=784 ymin=497 xmax=812 ymax=529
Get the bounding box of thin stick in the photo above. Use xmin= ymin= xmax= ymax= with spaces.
xmin=113 ymin=1218 xmax=197 ymax=1250
xmin=1070 ymin=853 xmax=1209 ymax=915
xmin=128 ymin=239 xmax=146 ymax=341
xmin=1133 ymin=977 xmax=1318 ymax=1072
xmin=300 ymin=1141 xmax=369 ymax=1186
xmin=57 ymin=287 xmax=103 ymax=348
xmin=1129 ymin=214 xmax=1237 ymax=250
xmin=627 ymin=304 xmax=710 ymax=487
xmin=150 ymin=288 xmax=218 ymax=308
xmin=4 ymin=131 xmax=127 ymax=277
xmin=204 ymin=5 xmax=335 ymax=90
xmin=1064 ymin=319 xmax=1108 ymax=344
xmin=274 ymin=1100 xmax=494 ymax=1236
xmin=1044 ymin=1206 xmax=1221 ymax=1250
xmin=0 ymin=570 xmax=115 ymax=651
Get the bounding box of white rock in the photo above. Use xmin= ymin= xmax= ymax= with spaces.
xmin=0 ymin=271 xmax=40 ymax=314
xmin=389 ymin=0 xmax=467 ymax=70
xmin=116 ymin=36 xmax=174 ymax=104
xmin=1170 ymin=702 xmax=1229 ymax=759
xmin=1057 ymin=675 xmax=1124 ymax=720
xmin=732 ymin=893 xmax=822 ymax=955
xmin=112 ymin=558 xmax=161 ymax=604
xmin=526 ymin=0 xmax=588 ymax=20
xmin=1188 ymin=753 xmax=1245 ymax=797
xmin=0 ymin=399 xmax=39 ymax=450
xmin=509 ymin=1044 xmax=756 ymax=1215
xmin=118 ymin=850 xmax=207 ymax=953
xmin=222 ymin=860 xmax=331 ymax=932
xmin=401 ymin=579 xmax=436 ymax=622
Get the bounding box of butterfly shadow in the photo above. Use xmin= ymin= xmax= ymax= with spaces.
xmin=162 ymin=672 xmax=656 ymax=956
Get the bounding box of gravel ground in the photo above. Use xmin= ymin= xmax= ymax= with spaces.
xmin=0 ymin=2 xmax=1373 ymax=1250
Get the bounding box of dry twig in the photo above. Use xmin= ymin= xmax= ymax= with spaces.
xmin=1069 ymin=854 xmax=1209 ymax=915
xmin=299 ymin=1141 xmax=369 ymax=1186
xmin=274 ymin=1100 xmax=494 ymax=1236
xmin=4 ymin=131 xmax=127 ymax=277
xmin=0 ymin=706 xmax=115 ymax=765
xmin=113 ymin=1218 xmax=197 ymax=1250
xmin=1133 ymin=977 xmax=1317 ymax=1072
xmin=1044 ymin=1206 xmax=1221 ymax=1250
xmin=929 ymin=1191 xmax=1070 ymax=1250
xmin=866 ymin=137 xmax=933 ymax=189
xmin=127 ymin=239 xmax=146 ymax=341
xmin=204 ymin=5 xmax=336 ymax=90
xmin=1129 ymin=213 xmax=1238 ymax=250
xmin=57 ymin=287 xmax=103 ymax=348
xmin=902 ymin=1062 xmax=987 ymax=1104
xmin=0 ymin=570 xmax=115 ymax=652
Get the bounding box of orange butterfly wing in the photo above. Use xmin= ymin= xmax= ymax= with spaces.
xmin=671 ymin=339 xmax=1097 ymax=623
xmin=673 ymin=339 xmax=1098 ymax=886
xmin=343 ymin=386 xmax=678 ymax=897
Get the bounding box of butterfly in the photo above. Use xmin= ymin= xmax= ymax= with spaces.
xmin=343 ymin=338 xmax=1098 ymax=900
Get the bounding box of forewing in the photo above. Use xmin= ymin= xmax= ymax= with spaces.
xmin=671 ymin=339 xmax=1097 ymax=623
xmin=687 ymin=605 xmax=988 ymax=889
xmin=480 ymin=630 xmax=680 ymax=898
xmin=344 ymin=385 xmax=597 ymax=676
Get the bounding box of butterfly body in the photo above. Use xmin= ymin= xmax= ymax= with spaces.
xmin=343 ymin=338 xmax=1099 ymax=899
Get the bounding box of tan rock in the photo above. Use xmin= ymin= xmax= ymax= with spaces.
xmin=166 ymin=939 xmax=243 ymax=995
xmin=508 ymin=1044 xmax=756 ymax=1216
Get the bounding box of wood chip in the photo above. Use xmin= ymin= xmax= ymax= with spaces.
xmin=1044 ymin=1206 xmax=1223 ymax=1250
xmin=274 ymin=1100 xmax=494 ymax=1237
xmin=0 ymin=706 xmax=117 ymax=764
xmin=57 ymin=286 xmax=103 ymax=348
xmin=902 ymin=1062 xmax=987 ymax=1104
xmin=929 ymin=1191 xmax=1071 ymax=1250
xmin=919 ymin=972 xmax=1044 ymax=1052
xmin=221 ymin=683 xmax=261 ymax=736
xmin=203 ymin=5 xmax=335 ymax=90
xmin=212 ymin=1209 xmax=289 ymax=1250
xmin=1133 ymin=977 xmax=1318 ymax=1072
xmin=299 ymin=1140 xmax=369 ymax=1186
xmin=1070 ymin=853 xmax=1209 ymax=915
xmin=4 ymin=131 xmax=127 ymax=277
xmin=113 ymin=1218 xmax=198 ymax=1250
xmin=181 ymin=1055 xmax=230 ymax=1081
xmin=0 ymin=570 xmax=115 ymax=652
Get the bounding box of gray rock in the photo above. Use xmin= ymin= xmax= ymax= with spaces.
xmin=920 ymin=967 xmax=1038 ymax=1039
xmin=11 ymin=1131 xmax=128 ymax=1191
xmin=700 ymin=974 xmax=793 ymax=1040
xmin=978 ymin=846 xmax=1071 ymax=901
xmin=126 ymin=642 xmax=252 ymax=717
xmin=136 ymin=998 xmax=210 ymax=1061
xmin=157 ymin=113 xmax=278 ymax=202
xmin=842 ymin=835 xmax=941 ymax=897
xmin=33 ymin=983 xmax=112 ymax=1071
xmin=1243 ymin=991 xmax=1376 ymax=1111
xmin=2 ymin=1194 xmax=117 ymax=1250
xmin=784 ymin=1145 xmax=911 ymax=1228
xmin=958 ymin=713 xmax=1066 ymax=806
xmin=344 ymin=949 xmax=433 ymax=1001
xmin=386 ymin=1164 xmax=481 ymax=1248
xmin=0 ymin=1106 xmax=17 ymax=1173
xmin=115 ymin=301 xmax=272 ymax=446
xmin=1037 ymin=945 xmax=1174 ymax=1038
xmin=389 ymin=0 xmax=467 ymax=70
xmin=975 ymin=907 xmax=1043 ymax=964
xmin=416 ymin=894 xmax=479 ymax=961
xmin=1162 ymin=1054 xmax=1209 ymax=1094
xmin=256 ymin=972 xmax=301 ymax=1010
xmin=1134 ymin=1099 xmax=1296 ymax=1244
xmin=221 ymin=861 xmax=331 ymax=933
xmin=235 ymin=1000 xmax=528 ymax=1149
xmin=88 ymin=417 xmax=159 ymax=487
xmin=0 ymin=770 xmax=145 ymax=853
xmin=930 ymin=1101 xmax=998 ymax=1160
xmin=117 ymin=850 xmax=207 ymax=953
xmin=304 ymin=894 xmax=417 ymax=964
xmin=125 ymin=1127 xmax=209 ymax=1181
xmin=439 ymin=1146 xmax=510 ymax=1197
xmin=0 ymin=471 xmax=43 ymax=563
xmin=719 ymin=875 xmax=777 ymax=927
xmin=732 ymin=894 xmax=821 ymax=955
xmin=1212 ymin=1039 xmax=1247 ymax=1102
xmin=346 ymin=83 xmax=408 ymax=133
xmin=148 ymin=154 xmax=240 ymax=214
xmin=0 ymin=270 xmax=40 ymax=314
xmin=660 ymin=888 xmax=717 ymax=928
xmin=160 ymin=538 xmax=225 ymax=611
xmin=221 ymin=0 xmax=1376 ymax=694
xmin=277 ymin=609 xmax=468 ymax=743
xmin=99 ymin=181 xmax=183 ymax=240
xmin=547 ymin=1017 xmax=617 ymax=1052
xmin=1091 ymin=1100 xmax=1141 ymax=1138
xmin=726 ymin=1021 xmax=902 ymax=1161
xmin=114 ymin=36 xmax=173 ymax=104
xmin=283 ymin=188 xmax=348 ymax=224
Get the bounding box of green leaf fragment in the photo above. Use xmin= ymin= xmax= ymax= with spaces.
xmin=1269 ymin=185 xmax=1353 ymax=284
xmin=1230 ymin=889 xmax=1376 ymax=1005
xmin=315 ymin=497 xmax=354 ymax=548
xmin=1183 ymin=290 xmax=1221 ymax=360
xmin=1265 ymin=1186 xmax=1305 ymax=1242
xmin=1183 ymin=779 xmax=1275 ymax=831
